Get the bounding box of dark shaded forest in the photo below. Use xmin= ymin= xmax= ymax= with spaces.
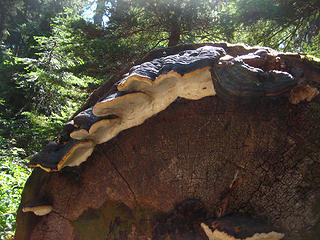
xmin=0 ymin=0 xmax=319 ymax=238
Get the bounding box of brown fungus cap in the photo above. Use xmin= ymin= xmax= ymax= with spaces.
xmin=28 ymin=140 xmax=95 ymax=172
xmin=212 ymin=59 xmax=298 ymax=103
xmin=63 ymin=120 xmax=75 ymax=133
xmin=70 ymin=105 xmax=121 ymax=142
xmin=73 ymin=107 xmax=99 ymax=130
xmin=201 ymin=215 xmax=284 ymax=240
xmin=71 ymin=118 xmax=121 ymax=144
xmin=117 ymin=46 xmax=225 ymax=92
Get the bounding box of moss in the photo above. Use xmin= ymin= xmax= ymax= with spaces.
xmin=72 ymin=201 xmax=133 ymax=240
xmin=72 ymin=201 xmax=159 ymax=240
xmin=132 ymin=204 xmax=159 ymax=236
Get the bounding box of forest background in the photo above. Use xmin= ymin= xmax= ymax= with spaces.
xmin=0 ymin=0 xmax=319 ymax=239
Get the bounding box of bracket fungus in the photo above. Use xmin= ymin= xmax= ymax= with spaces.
xmin=22 ymin=203 xmax=53 ymax=216
xmin=116 ymin=46 xmax=225 ymax=92
xmin=28 ymin=46 xmax=226 ymax=171
xmin=70 ymin=107 xmax=100 ymax=140
xmin=28 ymin=45 xmax=317 ymax=172
xmin=70 ymin=106 xmax=121 ymax=144
xmin=115 ymin=46 xmax=224 ymax=109
xmin=213 ymin=58 xmax=298 ymax=103
xmin=201 ymin=215 xmax=284 ymax=240
xmin=236 ymin=51 xmax=267 ymax=69
xmin=29 ymin=139 xmax=95 ymax=172
xmin=91 ymin=47 xmax=224 ymax=143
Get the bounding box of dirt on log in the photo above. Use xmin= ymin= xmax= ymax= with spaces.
xmin=15 ymin=43 xmax=320 ymax=240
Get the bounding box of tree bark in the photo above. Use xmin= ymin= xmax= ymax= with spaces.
xmin=168 ymin=25 xmax=181 ymax=47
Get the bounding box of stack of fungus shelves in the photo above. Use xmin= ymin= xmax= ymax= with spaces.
xmin=29 ymin=46 xmax=317 ymax=172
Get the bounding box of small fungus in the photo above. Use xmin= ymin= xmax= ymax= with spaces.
xmin=201 ymin=215 xmax=284 ymax=240
xmin=22 ymin=203 xmax=53 ymax=216
xmin=70 ymin=106 xmax=122 ymax=144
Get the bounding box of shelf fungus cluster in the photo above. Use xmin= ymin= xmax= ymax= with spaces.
xmin=28 ymin=46 xmax=224 ymax=173
xmin=201 ymin=215 xmax=285 ymax=240
xmin=26 ymin=45 xmax=319 ymax=216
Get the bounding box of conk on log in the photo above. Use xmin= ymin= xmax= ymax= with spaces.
xmin=15 ymin=42 xmax=320 ymax=240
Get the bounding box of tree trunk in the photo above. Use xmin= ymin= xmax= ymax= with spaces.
xmin=15 ymin=43 xmax=320 ymax=240
xmin=94 ymin=0 xmax=106 ymax=26
xmin=168 ymin=25 xmax=181 ymax=47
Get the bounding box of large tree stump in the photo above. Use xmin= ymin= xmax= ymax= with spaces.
xmin=15 ymin=43 xmax=320 ymax=240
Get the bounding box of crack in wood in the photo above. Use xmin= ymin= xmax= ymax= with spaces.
xmin=52 ymin=210 xmax=72 ymax=223
xmin=97 ymin=145 xmax=137 ymax=203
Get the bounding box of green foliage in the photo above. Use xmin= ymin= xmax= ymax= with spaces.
xmin=37 ymin=9 xmax=135 ymax=77
xmin=0 ymin=48 xmax=27 ymax=114
xmin=0 ymin=7 xmax=105 ymax=237
xmin=0 ymin=137 xmax=31 ymax=239
xmin=0 ymin=109 xmax=70 ymax=153
xmin=1 ymin=0 xmax=86 ymax=57
xmin=105 ymin=0 xmax=228 ymax=46
xmin=221 ymin=0 xmax=320 ymax=56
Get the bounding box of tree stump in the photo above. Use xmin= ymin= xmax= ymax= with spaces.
xmin=15 ymin=43 xmax=320 ymax=240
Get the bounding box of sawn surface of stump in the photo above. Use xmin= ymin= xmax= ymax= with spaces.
xmin=15 ymin=96 xmax=320 ymax=240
